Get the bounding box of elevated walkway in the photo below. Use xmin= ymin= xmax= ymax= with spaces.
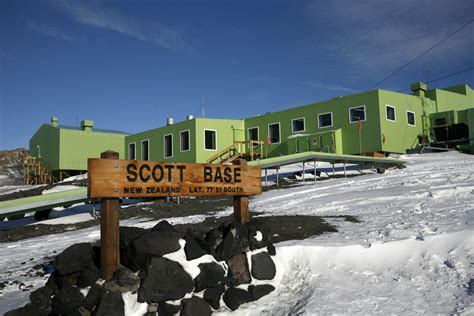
xmin=247 ymin=151 xmax=405 ymax=169
xmin=0 ymin=187 xmax=88 ymax=219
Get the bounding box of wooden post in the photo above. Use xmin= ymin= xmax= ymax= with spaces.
xmin=100 ymin=150 xmax=120 ymax=280
xmin=233 ymin=158 xmax=249 ymax=225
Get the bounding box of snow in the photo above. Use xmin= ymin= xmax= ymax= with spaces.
xmin=0 ymin=151 xmax=473 ymax=314
xmin=42 ymin=185 xmax=81 ymax=194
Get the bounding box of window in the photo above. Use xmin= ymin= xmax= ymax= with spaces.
xmin=128 ymin=143 xmax=136 ymax=160
xmin=386 ymin=105 xmax=396 ymax=122
xmin=248 ymin=127 xmax=259 ymax=144
xmin=318 ymin=112 xmax=333 ymax=128
xmin=407 ymin=111 xmax=416 ymax=126
xmin=141 ymin=140 xmax=149 ymax=161
xmin=268 ymin=123 xmax=280 ymax=144
xmin=204 ymin=129 xmax=217 ymax=150
xmin=164 ymin=134 xmax=173 ymax=158
xmin=349 ymin=105 xmax=366 ymax=123
xmin=291 ymin=118 xmax=305 ymax=133
xmin=180 ymin=130 xmax=190 ymax=152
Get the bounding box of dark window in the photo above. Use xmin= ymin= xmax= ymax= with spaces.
xmin=128 ymin=143 xmax=136 ymax=160
xmin=386 ymin=105 xmax=396 ymax=121
xmin=141 ymin=140 xmax=149 ymax=160
xmin=435 ymin=118 xmax=446 ymax=126
xmin=349 ymin=106 xmax=366 ymax=123
xmin=248 ymin=127 xmax=259 ymax=142
xmin=407 ymin=112 xmax=415 ymax=126
xmin=180 ymin=130 xmax=190 ymax=151
xmin=164 ymin=134 xmax=173 ymax=158
xmin=268 ymin=123 xmax=280 ymax=144
xmin=292 ymin=118 xmax=305 ymax=133
xmin=204 ymin=130 xmax=216 ymax=150
xmin=318 ymin=112 xmax=333 ymax=128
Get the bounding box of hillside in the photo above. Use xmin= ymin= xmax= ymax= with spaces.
xmin=0 ymin=148 xmax=28 ymax=186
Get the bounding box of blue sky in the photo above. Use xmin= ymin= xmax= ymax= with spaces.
xmin=0 ymin=0 xmax=473 ymax=150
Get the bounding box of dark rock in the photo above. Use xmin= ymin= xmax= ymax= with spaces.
xmin=83 ymin=284 xmax=104 ymax=311
xmin=247 ymin=220 xmax=272 ymax=250
xmin=181 ymin=296 xmax=211 ymax=316
xmin=45 ymin=273 xmax=59 ymax=294
xmin=203 ymin=284 xmax=225 ymax=310
xmin=251 ymin=252 xmax=276 ymax=280
xmin=215 ymin=224 xmax=249 ymax=261
xmin=54 ymin=243 xmax=94 ymax=275
xmin=205 ymin=228 xmax=223 ymax=251
xmin=104 ymin=267 xmax=139 ymax=293
xmin=77 ymin=266 xmax=100 ymax=288
xmin=94 ymin=291 xmax=124 ymax=316
xmin=30 ymin=286 xmax=53 ymax=314
xmin=72 ymin=306 xmax=91 ymax=315
xmin=226 ymin=253 xmax=251 ymax=286
xmin=138 ymin=257 xmax=193 ymax=303
xmin=132 ymin=231 xmax=181 ymax=269
xmin=5 ymin=304 xmax=40 ymax=316
xmin=157 ymin=302 xmax=182 ymax=316
xmin=52 ymin=286 xmax=84 ymax=315
xmin=57 ymin=272 xmax=80 ymax=288
xmin=120 ymin=226 xmax=148 ymax=270
xmin=151 ymin=220 xmax=176 ymax=232
xmin=248 ymin=284 xmax=275 ymax=300
xmin=184 ymin=234 xmax=209 ymax=261
xmin=223 ymin=287 xmax=254 ymax=311
xmin=194 ymin=262 xmax=225 ymax=292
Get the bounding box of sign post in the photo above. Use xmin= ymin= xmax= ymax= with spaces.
xmin=88 ymin=151 xmax=262 ymax=280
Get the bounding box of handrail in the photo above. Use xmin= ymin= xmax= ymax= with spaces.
xmin=207 ymin=140 xmax=265 ymax=164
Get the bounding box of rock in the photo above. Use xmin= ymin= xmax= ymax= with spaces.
xmin=52 ymin=286 xmax=84 ymax=315
xmin=248 ymin=284 xmax=275 ymax=300
xmin=247 ymin=220 xmax=272 ymax=250
xmin=45 ymin=273 xmax=59 ymax=294
xmin=72 ymin=306 xmax=91 ymax=316
xmin=5 ymin=304 xmax=40 ymax=316
xmin=132 ymin=231 xmax=181 ymax=269
xmin=77 ymin=266 xmax=100 ymax=288
xmin=251 ymin=252 xmax=276 ymax=280
xmin=226 ymin=253 xmax=251 ymax=286
xmin=94 ymin=291 xmax=124 ymax=316
xmin=104 ymin=267 xmax=140 ymax=293
xmin=203 ymin=284 xmax=225 ymax=310
xmin=54 ymin=243 xmax=94 ymax=275
xmin=30 ymin=286 xmax=53 ymax=314
xmin=151 ymin=220 xmax=176 ymax=232
xmin=215 ymin=224 xmax=249 ymax=261
xmin=267 ymin=243 xmax=276 ymax=256
xmin=157 ymin=302 xmax=182 ymax=316
xmin=194 ymin=262 xmax=225 ymax=292
xmin=138 ymin=257 xmax=193 ymax=303
xmin=83 ymin=284 xmax=104 ymax=311
xmin=223 ymin=287 xmax=254 ymax=311
xmin=120 ymin=226 xmax=148 ymax=270
xmin=57 ymin=271 xmax=81 ymax=288
xmin=184 ymin=234 xmax=209 ymax=261
xmin=181 ymin=296 xmax=211 ymax=316
xmin=205 ymin=228 xmax=223 ymax=252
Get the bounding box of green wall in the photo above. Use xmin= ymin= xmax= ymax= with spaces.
xmin=426 ymin=85 xmax=474 ymax=113
xmin=29 ymin=124 xmax=60 ymax=171
xmin=378 ymin=90 xmax=424 ymax=153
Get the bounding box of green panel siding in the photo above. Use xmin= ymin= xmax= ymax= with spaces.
xmin=29 ymin=124 xmax=60 ymax=170
xmin=59 ymin=129 xmax=126 ymax=170
xmin=244 ymin=90 xmax=382 ymax=156
xmin=125 ymin=119 xmax=197 ymax=163
xmin=468 ymin=108 xmax=474 ymax=154
xmin=426 ymin=86 xmax=474 ymax=113
xmin=378 ymin=90 xmax=424 ymax=153
xmin=195 ymin=118 xmax=245 ymax=163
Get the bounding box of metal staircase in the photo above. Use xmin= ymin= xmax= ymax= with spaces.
xmin=207 ymin=141 xmax=264 ymax=164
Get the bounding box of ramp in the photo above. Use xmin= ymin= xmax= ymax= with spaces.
xmin=247 ymin=151 xmax=405 ymax=169
xmin=0 ymin=187 xmax=88 ymax=218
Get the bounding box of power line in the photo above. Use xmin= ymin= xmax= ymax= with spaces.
xmin=370 ymin=18 xmax=474 ymax=89
xmin=397 ymin=67 xmax=474 ymax=92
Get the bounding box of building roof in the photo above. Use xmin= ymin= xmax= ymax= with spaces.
xmin=57 ymin=125 xmax=129 ymax=135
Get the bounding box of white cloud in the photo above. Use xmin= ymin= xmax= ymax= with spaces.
xmin=50 ymin=0 xmax=191 ymax=52
xmin=301 ymin=80 xmax=358 ymax=94
xmin=308 ymin=0 xmax=474 ymax=82
xmin=26 ymin=20 xmax=87 ymax=43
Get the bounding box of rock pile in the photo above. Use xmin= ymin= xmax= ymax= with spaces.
xmin=6 ymin=219 xmax=277 ymax=315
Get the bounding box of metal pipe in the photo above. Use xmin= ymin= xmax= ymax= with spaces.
xmin=344 ymin=162 xmax=346 ymax=178
xmin=314 ymin=161 xmax=317 ymax=183
xmin=276 ymin=168 xmax=279 ymax=187
xmin=302 ymin=162 xmax=305 ymax=182
xmin=265 ymin=169 xmax=268 ymax=187
xmin=332 ymin=163 xmax=335 ymax=176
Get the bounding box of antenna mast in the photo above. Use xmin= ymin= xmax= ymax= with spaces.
xmin=201 ymin=97 xmax=205 ymax=118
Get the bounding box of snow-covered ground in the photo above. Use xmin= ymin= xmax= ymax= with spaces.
xmin=0 ymin=152 xmax=473 ymax=314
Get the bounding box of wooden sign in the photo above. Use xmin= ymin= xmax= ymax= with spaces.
xmin=88 ymin=159 xmax=262 ymax=198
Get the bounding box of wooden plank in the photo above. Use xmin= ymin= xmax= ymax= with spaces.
xmin=88 ymin=159 xmax=262 ymax=198
xmin=233 ymin=158 xmax=250 ymax=225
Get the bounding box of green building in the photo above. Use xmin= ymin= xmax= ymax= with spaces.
xmin=30 ymin=82 xmax=473 ymax=179
xmin=29 ymin=117 xmax=128 ymax=179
